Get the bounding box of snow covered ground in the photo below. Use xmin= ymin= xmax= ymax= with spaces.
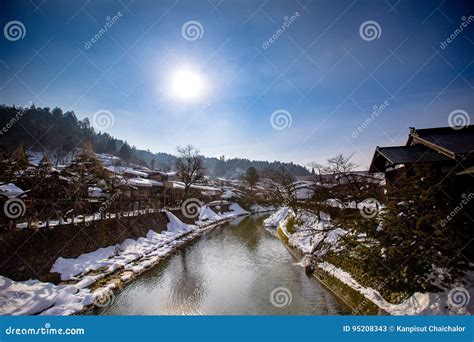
xmin=250 ymin=204 xmax=276 ymax=213
xmin=264 ymin=206 xmax=473 ymax=316
xmin=0 ymin=277 xmax=94 ymax=315
xmin=319 ymin=262 xmax=474 ymax=316
xmin=0 ymin=203 xmax=249 ymax=316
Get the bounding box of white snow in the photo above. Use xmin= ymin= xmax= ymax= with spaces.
xmin=127 ymin=177 xmax=163 ymax=188
xmin=2 ymin=202 xmax=256 ymax=315
xmin=197 ymin=206 xmax=222 ymax=223
xmin=88 ymin=186 xmax=106 ymax=198
xmin=263 ymin=207 xmax=291 ymax=227
xmin=0 ymin=183 xmax=25 ymax=198
xmin=318 ymin=262 xmax=474 ymax=315
xmin=0 ymin=277 xmax=94 ymax=316
xmin=250 ymin=204 xmax=276 ymax=213
xmin=51 ymin=213 xmax=196 ymax=281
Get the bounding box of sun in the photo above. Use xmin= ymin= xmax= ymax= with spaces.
xmin=171 ymin=68 xmax=205 ymax=100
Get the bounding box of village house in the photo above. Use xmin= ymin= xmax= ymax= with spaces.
xmin=369 ymin=125 xmax=474 ymax=187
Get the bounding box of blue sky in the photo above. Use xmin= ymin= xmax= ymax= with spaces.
xmin=1 ymin=0 xmax=473 ymax=169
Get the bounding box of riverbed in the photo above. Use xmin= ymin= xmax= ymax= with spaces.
xmin=93 ymin=214 xmax=351 ymax=315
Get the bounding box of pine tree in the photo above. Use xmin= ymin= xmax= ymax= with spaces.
xmin=14 ymin=144 xmax=29 ymax=170
xmin=375 ymin=166 xmax=472 ymax=295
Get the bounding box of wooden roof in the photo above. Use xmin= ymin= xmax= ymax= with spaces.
xmin=369 ymin=145 xmax=451 ymax=173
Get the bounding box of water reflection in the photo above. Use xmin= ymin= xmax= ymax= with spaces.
xmin=94 ymin=215 xmax=351 ymax=315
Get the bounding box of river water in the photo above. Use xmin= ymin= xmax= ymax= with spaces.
xmin=94 ymin=214 xmax=351 ymax=315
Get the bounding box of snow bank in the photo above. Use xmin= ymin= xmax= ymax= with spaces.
xmin=51 ymin=212 xmax=196 ymax=281
xmin=166 ymin=212 xmax=195 ymax=234
xmin=286 ymin=210 xmax=346 ymax=255
xmin=197 ymin=203 xmax=249 ymax=223
xmin=197 ymin=206 xmax=222 ymax=223
xmin=263 ymin=207 xmax=291 ymax=227
xmin=221 ymin=203 xmax=249 ymax=217
xmin=318 ymin=262 xmax=474 ymax=316
xmin=0 ymin=276 xmax=93 ymax=316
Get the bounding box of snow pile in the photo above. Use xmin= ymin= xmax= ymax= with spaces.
xmin=197 ymin=203 xmax=249 ymax=223
xmin=166 ymin=212 xmax=195 ymax=234
xmin=263 ymin=207 xmax=291 ymax=227
xmin=197 ymin=206 xmax=222 ymax=223
xmin=0 ymin=276 xmax=94 ymax=316
xmin=51 ymin=212 xmax=196 ymax=281
xmin=318 ymin=262 xmax=474 ymax=315
xmin=286 ymin=210 xmax=346 ymax=255
xmin=221 ymin=203 xmax=249 ymax=217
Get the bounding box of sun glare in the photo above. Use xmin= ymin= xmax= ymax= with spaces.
xmin=171 ymin=68 xmax=205 ymax=100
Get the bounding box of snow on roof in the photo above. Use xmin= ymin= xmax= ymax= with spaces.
xmin=88 ymin=186 xmax=106 ymax=198
xmin=169 ymin=181 xmax=221 ymax=192
xmin=0 ymin=183 xmax=26 ymax=198
xmin=128 ymin=178 xmax=163 ymax=188
xmin=124 ymin=169 xmax=149 ymax=178
xmin=106 ymin=166 xmax=148 ymax=177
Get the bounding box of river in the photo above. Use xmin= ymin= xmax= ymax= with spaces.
xmin=93 ymin=214 xmax=351 ymax=315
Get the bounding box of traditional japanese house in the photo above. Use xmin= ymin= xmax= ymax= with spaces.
xmin=369 ymin=125 xmax=474 ymax=187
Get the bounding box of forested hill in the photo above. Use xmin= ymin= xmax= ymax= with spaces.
xmin=0 ymin=105 xmax=310 ymax=178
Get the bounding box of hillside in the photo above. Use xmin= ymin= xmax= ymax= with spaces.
xmin=0 ymin=104 xmax=310 ymax=178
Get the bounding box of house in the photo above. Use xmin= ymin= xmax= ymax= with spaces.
xmin=127 ymin=177 xmax=164 ymax=208
xmin=369 ymin=125 xmax=474 ymax=186
xmin=164 ymin=181 xmax=222 ymax=204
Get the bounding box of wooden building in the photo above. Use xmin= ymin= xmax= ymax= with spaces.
xmin=369 ymin=125 xmax=474 ymax=186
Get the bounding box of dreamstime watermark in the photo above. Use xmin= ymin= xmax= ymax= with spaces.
xmin=3 ymin=198 xmax=26 ymax=219
xmin=181 ymin=20 xmax=204 ymax=41
xmin=91 ymin=109 xmax=115 ymax=131
xmin=352 ymin=100 xmax=389 ymax=138
xmin=358 ymin=198 xmax=381 ymax=219
xmin=4 ymin=20 xmax=26 ymax=41
xmin=447 ymin=287 xmax=470 ymax=308
xmin=262 ymin=11 xmax=301 ymax=49
xmin=270 ymin=287 xmax=292 ymax=307
xmin=0 ymin=102 xmax=33 ymax=136
xmin=5 ymin=323 xmax=85 ymax=336
xmin=0 ymin=280 xmax=35 ymax=314
xmin=84 ymin=191 xmax=121 ymax=227
xmin=440 ymin=16 xmax=474 ymax=50
xmin=181 ymin=198 xmax=204 ymax=219
xmin=448 ymin=109 xmax=470 ymax=130
xmin=270 ymin=109 xmax=292 ymax=130
xmin=84 ymin=12 xmax=123 ymax=49
xmin=359 ymin=20 xmax=381 ymax=41
xmin=93 ymin=288 xmax=115 ymax=307
xmin=173 ymin=99 xmax=212 ymax=138
xmin=440 ymin=192 xmax=473 ymax=227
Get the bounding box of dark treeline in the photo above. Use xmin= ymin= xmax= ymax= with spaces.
xmin=0 ymin=104 xmax=309 ymax=177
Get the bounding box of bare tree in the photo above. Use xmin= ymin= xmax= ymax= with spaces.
xmin=265 ymin=168 xmax=299 ymax=214
xmin=308 ymin=153 xmax=381 ymax=213
xmin=175 ymin=145 xmax=206 ymax=201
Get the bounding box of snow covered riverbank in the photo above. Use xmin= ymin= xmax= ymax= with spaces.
xmin=264 ymin=207 xmax=474 ymax=316
xmin=0 ymin=203 xmax=249 ymax=316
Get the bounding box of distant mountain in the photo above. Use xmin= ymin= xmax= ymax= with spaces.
xmin=0 ymin=104 xmax=310 ymax=178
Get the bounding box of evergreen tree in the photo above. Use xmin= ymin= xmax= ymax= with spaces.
xmin=243 ymin=166 xmax=259 ymax=190
xmin=14 ymin=144 xmax=29 ymax=170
